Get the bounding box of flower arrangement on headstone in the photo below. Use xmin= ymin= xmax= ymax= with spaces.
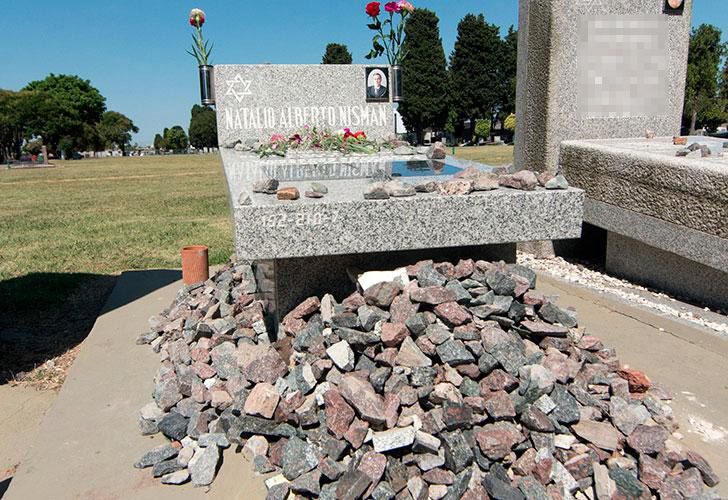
xmin=252 ymin=125 xmax=387 ymax=158
xmin=187 ymin=8 xmax=215 ymax=106
xmin=364 ymin=1 xmax=415 ymax=105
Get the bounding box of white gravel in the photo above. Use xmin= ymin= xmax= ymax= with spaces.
xmin=518 ymin=253 xmax=728 ymax=337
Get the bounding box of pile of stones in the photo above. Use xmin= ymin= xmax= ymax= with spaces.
xmin=250 ymin=166 xmax=569 ymax=204
xmin=135 ymin=259 xmax=719 ymax=499
xmin=362 ymin=168 xmax=569 ymax=200
xmin=675 ymin=142 xmax=713 ymax=159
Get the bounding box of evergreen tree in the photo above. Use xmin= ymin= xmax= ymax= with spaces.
xmin=398 ymin=9 xmax=449 ymax=144
xmin=684 ymin=24 xmax=725 ymax=133
xmin=188 ymin=105 xmax=218 ymax=150
xmin=153 ymin=133 xmax=166 ymax=151
xmin=449 ymin=14 xmax=502 ymax=140
xmin=720 ymin=55 xmax=728 ymax=100
xmin=322 ymin=43 xmax=353 ymax=64
xmin=498 ymin=26 xmax=518 ymax=119
xmin=164 ymin=126 xmax=189 ymax=151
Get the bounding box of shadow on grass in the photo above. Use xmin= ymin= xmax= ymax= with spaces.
xmin=0 ymin=270 xmax=181 ymax=385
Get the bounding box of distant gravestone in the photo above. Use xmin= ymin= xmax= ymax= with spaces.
xmin=514 ymin=0 xmax=693 ymax=173
xmin=213 ymin=64 xmax=395 ymax=147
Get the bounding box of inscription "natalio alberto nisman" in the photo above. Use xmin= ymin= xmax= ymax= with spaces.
xmin=223 ymin=105 xmax=389 ymax=131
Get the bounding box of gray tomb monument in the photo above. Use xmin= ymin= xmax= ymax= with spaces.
xmin=214 ymin=64 xmax=584 ymax=321
xmin=514 ymin=0 xmax=693 ymax=174
xmin=515 ymin=0 xmax=727 ymax=308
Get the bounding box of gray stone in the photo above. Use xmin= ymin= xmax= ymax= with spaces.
xmin=281 ymin=436 xmax=320 ymax=480
xmin=609 ymin=467 xmax=646 ymax=498
xmin=364 ymin=183 xmax=390 ymax=200
xmin=610 ymin=397 xmax=650 ymax=436
xmin=490 ymin=340 xmax=528 ymax=376
xmin=291 ymin=469 xmax=322 ymax=496
xmin=188 ymin=445 xmax=221 ymax=486
xmin=358 ymin=305 xmax=390 ymax=331
xmin=336 ymin=327 xmax=380 ymax=347
xmin=485 ymin=271 xmax=517 ymax=296
xmin=153 ymin=374 xmax=183 ymax=411
xmin=326 ymin=340 xmax=356 ymax=371
xmin=483 ymin=471 xmax=525 ymax=500
xmin=384 ymin=180 xmax=416 ymax=197
xmin=158 ymin=412 xmax=189 ymax=441
xmin=371 ymin=481 xmax=396 ymax=500
xmin=161 ymin=469 xmax=190 ymax=485
xmin=478 ymin=352 xmax=499 ymax=375
xmin=538 ymin=302 xmax=577 ymax=328
xmin=372 ymin=426 xmax=416 ymax=453
xmin=393 ymin=145 xmax=416 ymax=156
xmin=210 ymin=342 xmax=240 ymax=380
xmin=252 ymin=179 xmax=279 ymax=194
xmin=417 ymin=264 xmax=447 ymax=287
xmin=445 ymin=280 xmax=471 ymax=303
xmin=440 ymin=431 xmax=473 ymax=474
xmin=134 ymin=444 xmax=178 ymax=469
xmin=413 ymin=430 xmax=441 ymax=454
xmin=405 ymin=313 xmax=429 ymax=335
xmin=550 ymin=384 xmax=580 ymax=424
xmin=266 ymin=483 xmax=290 ymax=500
xmin=152 ymin=458 xmax=184 ymax=478
xmin=198 ymin=433 xmax=230 ymax=448
xmin=311 ymin=182 xmax=329 ymax=194
xmin=545 ymin=174 xmax=569 ymax=190
xmin=436 ymin=340 xmax=474 ymax=366
xmin=518 ymin=475 xmax=549 ymax=500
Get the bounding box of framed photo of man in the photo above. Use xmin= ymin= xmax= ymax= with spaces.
xmin=365 ymin=67 xmax=390 ymax=102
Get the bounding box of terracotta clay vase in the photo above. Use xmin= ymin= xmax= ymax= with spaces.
xmin=181 ymin=245 xmax=209 ymax=285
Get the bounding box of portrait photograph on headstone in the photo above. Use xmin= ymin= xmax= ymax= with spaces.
xmin=365 ymin=67 xmax=389 ymax=102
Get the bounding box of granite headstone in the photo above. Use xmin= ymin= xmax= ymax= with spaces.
xmin=213 ymin=64 xmax=395 ymax=147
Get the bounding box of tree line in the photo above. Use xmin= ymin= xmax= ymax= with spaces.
xmin=0 ymin=74 xmax=138 ymax=162
xmin=153 ymin=104 xmax=218 ymax=153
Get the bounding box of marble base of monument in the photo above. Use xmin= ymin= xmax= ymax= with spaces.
xmin=561 ymin=138 xmax=728 ymax=309
xmin=220 ymin=150 xmax=585 ymax=320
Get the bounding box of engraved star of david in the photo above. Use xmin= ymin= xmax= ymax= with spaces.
xmin=225 ymin=74 xmax=252 ymax=103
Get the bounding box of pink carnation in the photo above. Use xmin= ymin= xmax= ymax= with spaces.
xmin=397 ymin=1 xmax=414 ymax=13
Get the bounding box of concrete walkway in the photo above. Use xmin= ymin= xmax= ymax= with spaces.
xmin=0 ymin=385 xmax=55 ymax=497
xmin=4 ymin=270 xmax=726 ymax=498
xmin=4 ymin=270 xmax=268 ymax=500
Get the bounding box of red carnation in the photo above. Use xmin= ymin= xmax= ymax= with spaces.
xmin=365 ymin=2 xmax=381 ymax=17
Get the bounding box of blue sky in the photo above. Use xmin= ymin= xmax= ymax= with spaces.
xmin=1 ymin=1 xmax=726 ymax=145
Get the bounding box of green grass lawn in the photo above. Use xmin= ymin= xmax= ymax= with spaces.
xmin=0 ymin=154 xmax=232 ymax=281
xmin=452 ymin=144 xmax=514 ymax=166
